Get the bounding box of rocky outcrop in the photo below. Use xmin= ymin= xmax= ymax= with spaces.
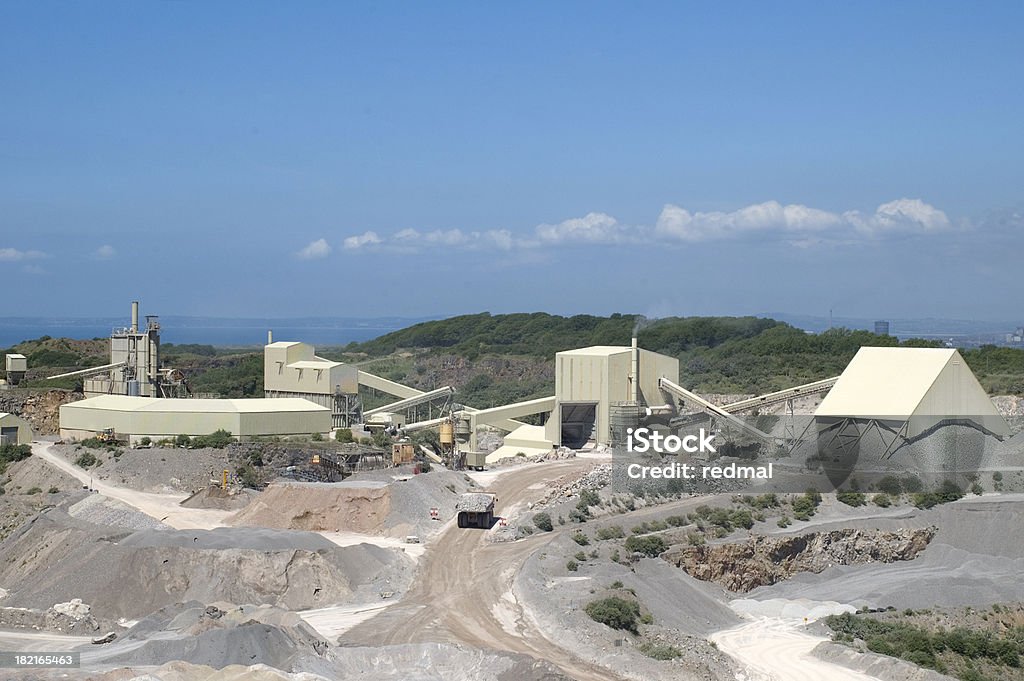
xmin=0 ymin=389 xmax=82 ymax=434
xmin=665 ymin=527 xmax=936 ymax=592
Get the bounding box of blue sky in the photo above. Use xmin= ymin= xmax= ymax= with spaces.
xmin=2 ymin=2 xmax=1022 ymax=321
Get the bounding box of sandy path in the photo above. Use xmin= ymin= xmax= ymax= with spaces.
xmin=33 ymin=442 xmax=232 ymax=530
xmin=345 ymin=457 xmax=624 ymax=681
xmin=712 ymin=618 xmax=878 ymax=681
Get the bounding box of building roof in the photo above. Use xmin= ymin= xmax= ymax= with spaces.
xmin=558 ymin=345 xmax=632 ymax=357
xmin=816 ymin=347 xmax=994 ymax=419
xmin=62 ymin=395 xmax=329 ymax=414
xmin=5 ymin=353 xmax=25 ymax=359
xmin=265 ymin=341 xmax=304 ymax=349
xmin=290 ymin=359 xmax=343 ymax=370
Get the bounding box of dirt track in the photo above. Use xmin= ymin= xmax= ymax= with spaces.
xmin=345 ymin=459 xmax=624 ymax=681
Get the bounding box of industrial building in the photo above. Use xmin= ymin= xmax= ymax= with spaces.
xmin=4 ymin=354 xmax=26 ymax=387
xmin=263 ymin=338 xmax=361 ymax=428
xmin=49 ymin=301 xmax=188 ymax=398
xmin=813 ymin=346 xmax=1010 ymax=457
xmin=0 ymin=413 xmax=33 ymax=445
xmin=544 ymin=342 xmax=680 ymax=448
xmin=60 ymin=395 xmax=330 ymax=444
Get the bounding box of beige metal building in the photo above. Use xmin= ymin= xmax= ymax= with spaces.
xmin=544 ymin=343 xmax=679 ymax=447
xmin=60 ymin=395 xmax=330 ymax=444
xmin=814 ymin=347 xmax=1010 ymax=454
xmin=264 ymin=341 xmax=360 ymax=427
xmin=0 ymin=413 xmax=33 ymax=445
xmin=4 ymin=354 xmax=26 ymax=386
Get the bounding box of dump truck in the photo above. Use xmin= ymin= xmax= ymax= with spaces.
xmin=456 ymin=492 xmax=496 ymax=529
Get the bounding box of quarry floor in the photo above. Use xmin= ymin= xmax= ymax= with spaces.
xmin=6 ymin=439 xmax=1024 ymax=680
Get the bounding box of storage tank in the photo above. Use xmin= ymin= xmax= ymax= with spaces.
xmin=439 ymin=421 xmax=454 ymax=446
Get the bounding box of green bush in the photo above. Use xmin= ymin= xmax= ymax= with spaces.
xmin=872 ymin=493 xmax=892 ymax=508
xmin=572 ymin=531 xmax=590 ymax=546
xmin=191 ymin=429 xmax=234 ymax=449
xmin=837 ymin=491 xmax=867 ymax=507
xmin=566 ymin=560 xmax=578 ymax=572
xmin=876 ymin=475 xmax=904 ymax=496
xmin=47 ymin=486 xmax=59 ymax=494
xmin=26 ymin=486 xmax=42 ymax=495
xmin=596 ymin=525 xmax=625 ymax=540
xmin=0 ymin=443 xmax=32 ymax=475
xmin=74 ymin=451 xmax=98 ymax=468
xmin=174 ymin=434 xmax=192 ymax=448
xmin=532 ymin=512 xmax=553 ymax=532
xmin=578 ymin=489 xmax=601 ymax=507
xmin=584 ymin=596 xmax=641 ymax=633
xmin=639 ymin=642 xmax=681 ymax=660
xmin=336 ymin=428 xmax=354 ymax=443
xmin=792 ymin=490 xmax=821 ymax=520
xmin=624 ymin=534 xmax=667 ymax=558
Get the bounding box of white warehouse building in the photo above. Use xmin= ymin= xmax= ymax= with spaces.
xmin=60 ymin=395 xmax=331 ymax=444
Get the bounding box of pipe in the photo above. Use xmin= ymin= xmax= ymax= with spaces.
xmin=131 ymin=301 xmax=139 ymax=333
xmin=631 ymin=336 xmax=639 ymax=404
xmin=267 ymin=330 xmax=273 ymax=345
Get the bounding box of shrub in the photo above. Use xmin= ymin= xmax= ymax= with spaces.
xmin=876 ymin=475 xmax=904 ymax=496
xmin=574 ymin=551 xmax=587 ymax=562
xmin=578 ymin=489 xmax=601 ymax=508
xmin=0 ymin=443 xmax=32 ymax=475
xmin=609 ymin=580 xmax=624 ymax=589
xmin=138 ymin=436 xmax=151 ymax=447
xmin=532 ymin=512 xmax=554 ymax=532
xmin=311 ymin=431 xmax=323 ymax=442
xmin=336 ymin=428 xmax=354 ymax=443
xmin=639 ymin=642 xmax=681 ymax=660
xmin=174 ymin=434 xmax=192 ymax=448
xmin=596 ymin=525 xmax=625 ymax=540
xmin=792 ymin=490 xmax=821 ymax=520
xmin=566 ymin=560 xmax=578 ymax=572
xmin=191 ymin=429 xmax=233 ymax=449
xmin=26 ymin=486 xmax=42 ymax=495
xmin=624 ymin=534 xmax=667 ymax=558
xmin=74 ymin=451 xmax=98 ymax=468
xmin=584 ymin=597 xmax=641 ymax=633
xmin=568 ymin=508 xmax=589 ymax=523
xmin=48 ymin=486 xmax=59 ymax=494
xmin=665 ymin=515 xmax=687 ymax=527
xmin=837 ymin=491 xmax=867 ymax=507
xmin=872 ymin=493 xmax=892 ymax=508
xmin=572 ymin=532 xmax=590 ymax=546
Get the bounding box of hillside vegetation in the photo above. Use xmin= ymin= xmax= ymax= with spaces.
xmin=6 ymin=313 xmax=1024 ymax=400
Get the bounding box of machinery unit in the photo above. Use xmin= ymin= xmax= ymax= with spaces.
xmin=4 ymin=354 xmax=26 ymax=387
xmin=264 ymin=339 xmax=362 ymax=428
xmin=48 ymin=301 xmax=187 ymax=398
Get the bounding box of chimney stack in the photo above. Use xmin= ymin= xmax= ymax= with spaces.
xmin=131 ymin=301 xmax=139 ymax=333
xmin=631 ymin=336 xmax=639 ymax=404
xmin=267 ymin=330 xmax=273 ymax=345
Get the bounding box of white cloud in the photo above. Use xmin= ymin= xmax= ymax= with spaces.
xmin=296 ymin=238 xmax=332 ymax=259
xmin=343 ymin=231 xmax=382 ymax=250
xmin=535 ymin=212 xmax=636 ymax=244
xmin=94 ymin=244 xmax=116 ymax=259
xmin=656 ymin=198 xmax=949 ymax=242
xmin=0 ymin=247 xmax=46 ymax=262
xmin=339 ymin=197 xmax=953 ymax=254
xmin=346 ymin=227 xmax=514 ymax=252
